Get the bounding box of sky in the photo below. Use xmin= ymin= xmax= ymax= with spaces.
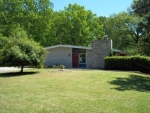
xmin=51 ymin=0 xmax=133 ymax=17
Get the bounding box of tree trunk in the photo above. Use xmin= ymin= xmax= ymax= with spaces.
xmin=20 ymin=65 xmax=24 ymax=73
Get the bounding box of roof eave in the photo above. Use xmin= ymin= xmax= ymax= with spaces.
xmin=45 ymin=44 xmax=92 ymax=50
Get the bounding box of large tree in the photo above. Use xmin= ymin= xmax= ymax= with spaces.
xmin=52 ymin=4 xmax=104 ymax=46
xmin=0 ymin=0 xmax=54 ymax=46
xmin=131 ymin=0 xmax=150 ymax=30
xmin=0 ymin=1 xmax=105 ymax=47
xmin=0 ymin=30 xmax=47 ymax=73
xmin=131 ymin=0 xmax=150 ymax=55
xmin=101 ymin=12 xmax=143 ymax=54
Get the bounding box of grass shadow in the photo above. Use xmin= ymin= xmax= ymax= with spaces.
xmin=0 ymin=71 xmax=39 ymax=77
xmin=109 ymin=74 xmax=150 ymax=92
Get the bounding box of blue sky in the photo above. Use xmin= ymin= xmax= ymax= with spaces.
xmin=51 ymin=0 xmax=133 ymax=17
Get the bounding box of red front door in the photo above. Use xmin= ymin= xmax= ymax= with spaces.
xmin=73 ymin=54 xmax=78 ymax=67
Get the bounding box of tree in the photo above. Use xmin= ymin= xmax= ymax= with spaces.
xmin=98 ymin=16 xmax=107 ymax=35
xmin=102 ymin=12 xmax=143 ymax=54
xmin=52 ymin=4 xmax=104 ymax=46
xmin=0 ymin=34 xmax=8 ymax=49
xmin=0 ymin=31 xmax=47 ymax=73
xmin=0 ymin=0 xmax=54 ymax=46
xmin=104 ymin=13 xmax=131 ymax=50
xmin=0 ymin=1 xmax=104 ymax=47
xmin=131 ymin=0 xmax=150 ymax=55
xmin=131 ymin=0 xmax=150 ymax=30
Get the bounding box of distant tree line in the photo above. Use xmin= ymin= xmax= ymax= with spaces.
xmin=0 ymin=0 xmax=150 ymax=55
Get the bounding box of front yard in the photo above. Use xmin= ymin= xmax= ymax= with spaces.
xmin=0 ymin=69 xmax=150 ymax=113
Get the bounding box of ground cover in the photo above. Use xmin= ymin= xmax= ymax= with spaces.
xmin=0 ymin=69 xmax=150 ymax=113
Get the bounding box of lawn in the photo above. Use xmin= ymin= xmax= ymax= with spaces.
xmin=0 ymin=69 xmax=150 ymax=113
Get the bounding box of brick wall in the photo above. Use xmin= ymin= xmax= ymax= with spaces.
xmin=45 ymin=47 xmax=72 ymax=68
xmin=92 ymin=39 xmax=112 ymax=69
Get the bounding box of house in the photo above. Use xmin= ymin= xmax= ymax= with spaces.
xmin=45 ymin=39 xmax=112 ymax=69
xmin=112 ymin=49 xmax=127 ymax=56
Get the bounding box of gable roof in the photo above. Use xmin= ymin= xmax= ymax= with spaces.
xmin=45 ymin=44 xmax=92 ymax=50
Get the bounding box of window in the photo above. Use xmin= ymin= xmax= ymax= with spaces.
xmin=72 ymin=48 xmax=86 ymax=53
xmin=72 ymin=48 xmax=79 ymax=53
xmin=79 ymin=49 xmax=86 ymax=53
xmin=79 ymin=54 xmax=86 ymax=63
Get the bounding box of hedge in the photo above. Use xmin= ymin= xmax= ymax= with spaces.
xmin=104 ymin=56 xmax=150 ymax=74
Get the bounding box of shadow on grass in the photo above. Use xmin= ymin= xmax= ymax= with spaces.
xmin=0 ymin=71 xmax=39 ymax=77
xmin=109 ymin=74 xmax=150 ymax=92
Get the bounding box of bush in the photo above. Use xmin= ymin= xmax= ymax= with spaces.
xmin=53 ymin=64 xmax=65 ymax=69
xmin=104 ymin=56 xmax=150 ymax=74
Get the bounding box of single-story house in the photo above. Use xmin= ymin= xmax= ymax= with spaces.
xmin=112 ymin=49 xmax=127 ymax=56
xmin=45 ymin=39 xmax=112 ymax=69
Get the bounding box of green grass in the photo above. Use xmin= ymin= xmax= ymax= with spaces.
xmin=0 ymin=69 xmax=150 ymax=113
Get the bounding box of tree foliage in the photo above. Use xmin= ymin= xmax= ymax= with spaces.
xmin=131 ymin=0 xmax=150 ymax=55
xmin=0 ymin=0 xmax=54 ymax=46
xmin=52 ymin=4 xmax=104 ymax=46
xmin=0 ymin=34 xmax=7 ymax=49
xmin=102 ymin=12 xmax=143 ymax=52
xmin=0 ymin=0 xmax=149 ymax=55
xmin=0 ymin=1 xmax=104 ymax=46
xmin=0 ymin=31 xmax=47 ymax=73
xmin=131 ymin=0 xmax=150 ymax=18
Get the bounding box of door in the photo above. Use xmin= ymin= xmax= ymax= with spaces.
xmin=73 ymin=54 xmax=78 ymax=67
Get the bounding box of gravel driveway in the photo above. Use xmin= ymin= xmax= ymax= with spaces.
xmin=0 ymin=67 xmax=25 ymax=73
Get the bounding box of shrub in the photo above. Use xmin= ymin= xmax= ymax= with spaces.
xmin=53 ymin=64 xmax=65 ymax=69
xmin=104 ymin=56 xmax=150 ymax=74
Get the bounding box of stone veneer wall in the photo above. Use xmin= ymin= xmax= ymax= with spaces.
xmin=45 ymin=47 xmax=72 ymax=68
xmin=92 ymin=39 xmax=112 ymax=69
